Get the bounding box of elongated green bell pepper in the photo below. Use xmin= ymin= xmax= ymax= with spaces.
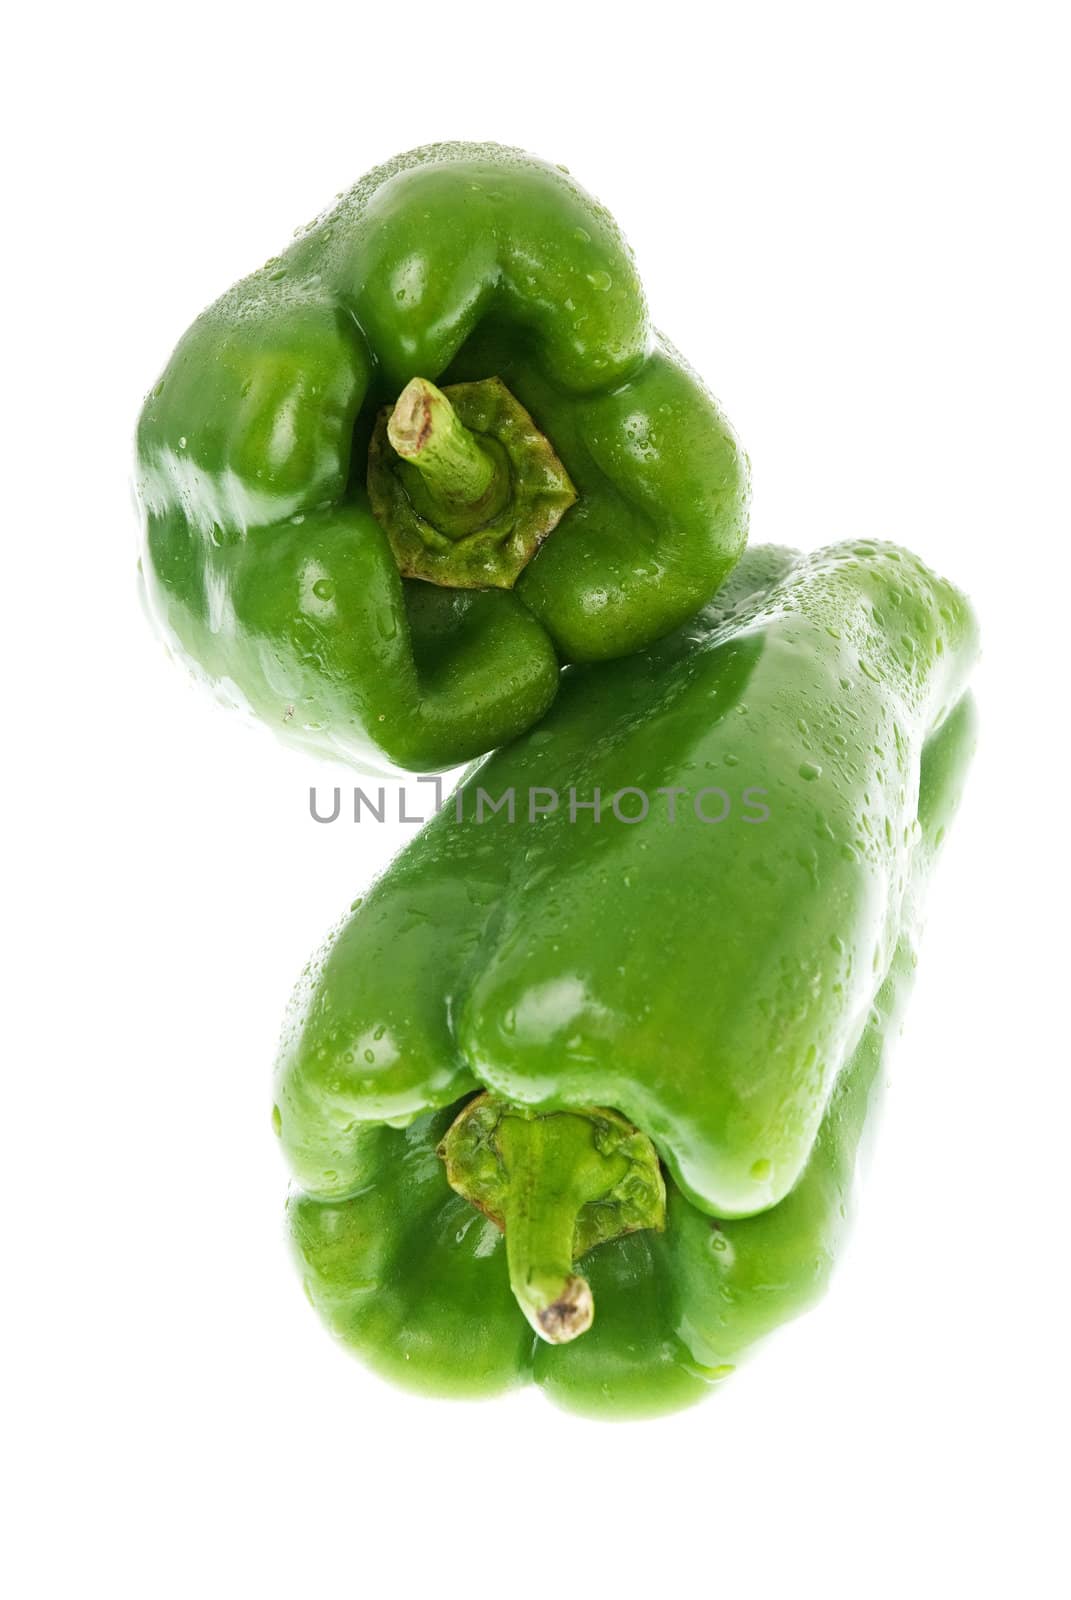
xmin=275 ymin=540 xmax=978 ymax=1415
xmin=136 ymin=143 xmax=749 ymax=774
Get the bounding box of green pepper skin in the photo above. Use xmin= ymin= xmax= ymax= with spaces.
xmin=136 ymin=143 xmax=749 ymax=774
xmin=278 ymin=541 xmax=978 ymax=1415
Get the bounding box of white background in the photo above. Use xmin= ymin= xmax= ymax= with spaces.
xmin=5 ymin=3 xmax=1068 ymax=1595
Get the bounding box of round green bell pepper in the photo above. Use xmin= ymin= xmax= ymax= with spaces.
xmin=275 ymin=540 xmax=978 ymax=1415
xmin=136 ymin=143 xmax=749 ymax=773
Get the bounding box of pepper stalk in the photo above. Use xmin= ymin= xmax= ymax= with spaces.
xmin=367 ymin=376 xmax=577 ymax=590
xmin=387 ymin=378 xmax=507 ymax=529
xmin=438 ymin=1093 xmax=666 ymax=1343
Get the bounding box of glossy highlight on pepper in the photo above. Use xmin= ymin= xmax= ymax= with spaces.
xmin=136 ymin=142 xmax=750 ymax=774
xmin=276 ymin=540 xmax=978 ymax=1415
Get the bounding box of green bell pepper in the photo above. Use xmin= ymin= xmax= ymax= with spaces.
xmin=275 ymin=540 xmax=978 ymax=1415
xmin=136 ymin=143 xmax=749 ymax=774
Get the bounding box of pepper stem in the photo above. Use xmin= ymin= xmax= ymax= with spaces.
xmin=387 ymin=378 xmax=503 ymax=532
xmin=497 ymin=1112 xmax=601 ymax=1341
xmin=366 ymin=376 xmax=576 ymax=589
xmin=438 ymin=1094 xmax=666 ymax=1345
